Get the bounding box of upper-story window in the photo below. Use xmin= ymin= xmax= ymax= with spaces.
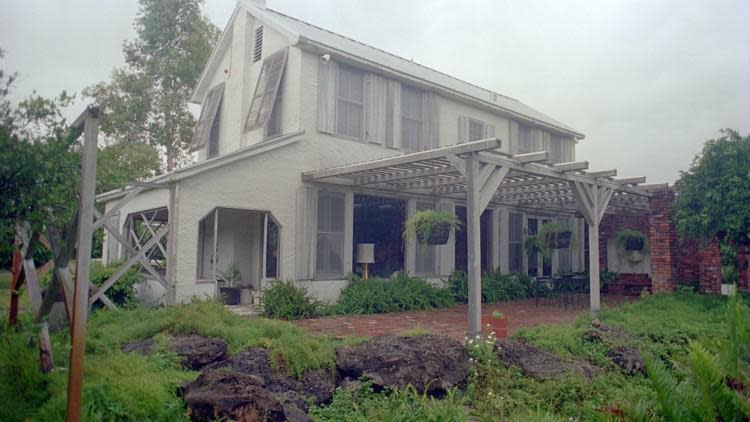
xmin=336 ymin=65 xmax=365 ymax=140
xmin=518 ymin=125 xmax=534 ymax=153
xmin=401 ymin=86 xmax=424 ymax=152
xmin=245 ymin=47 xmax=288 ymax=134
xmin=458 ymin=116 xmax=495 ymax=143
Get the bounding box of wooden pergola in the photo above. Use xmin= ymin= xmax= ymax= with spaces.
xmin=302 ymin=138 xmax=654 ymax=336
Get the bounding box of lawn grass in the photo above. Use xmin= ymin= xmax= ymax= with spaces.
xmin=0 ymin=287 xmax=742 ymax=421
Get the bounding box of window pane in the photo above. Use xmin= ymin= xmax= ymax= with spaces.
xmin=508 ymin=212 xmax=523 ymax=273
xmin=401 ymin=86 xmax=423 ymax=151
xmin=336 ymin=66 xmax=364 ymax=139
xmin=265 ymin=218 xmax=279 ymax=278
xmin=468 ymin=119 xmax=484 ymax=142
xmin=550 ymin=135 xmax=563 ymax=163
xmin=518 ymin=126 xmax=533 ymax=153
xmin=317 ymin=191 xmax=346 ymax=278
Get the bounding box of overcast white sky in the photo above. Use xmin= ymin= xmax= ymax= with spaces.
xmin=2 ymin=0 xmax=749 ymax=183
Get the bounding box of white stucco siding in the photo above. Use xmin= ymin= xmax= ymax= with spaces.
xmin=173 ymin=134 xmax=399 ymax=302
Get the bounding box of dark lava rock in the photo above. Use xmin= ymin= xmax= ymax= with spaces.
xmin=121 ymin=338 xmax=157 ymax=355
xmin=169 ymin=334 xmax=228 ymax=371
xmin=584 ymin=320 xmax=645 ymax=375
xmin=182 ymin=369 xmax=309 ymax=422
xmin=335 ymin=334 xmax=470 ymax=395
xmin=121 ymin=334 xmax=228 ymax=371
xmin=495 ymin=339 xmax=601 ymax=379
xmin=182 ymin=347 xmax=335 ymax=422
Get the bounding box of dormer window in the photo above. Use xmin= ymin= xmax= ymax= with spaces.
xmin=253 ymin=26 xmax=263 ymax=62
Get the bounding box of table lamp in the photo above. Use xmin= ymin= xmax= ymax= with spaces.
xmin=357 ymin=243 xmax=375 ymax=279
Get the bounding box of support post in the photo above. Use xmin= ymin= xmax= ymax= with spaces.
xmin=67 ymin=107 xmax=98 ymax=422
xmin=166 ymin=184 xmax=177 ymax=305
xmin=466 ymin=153 xmax=482 ymax=337
xmin=588 ymin=222 xmax=601 ymax=312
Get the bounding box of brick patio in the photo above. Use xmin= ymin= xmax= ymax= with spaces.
xmin=294 ymin=294 xmax=634 ymax=341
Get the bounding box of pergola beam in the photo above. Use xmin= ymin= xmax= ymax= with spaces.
xmin=512 ymin=151 xmax=550 ymax=164
xmin=553 ymin=161 xmax=589 ymax=172
xmin=585 ymin=169 xmax=617 ymax=179
xmin=613 ymin=176 xmax=647 ymax=185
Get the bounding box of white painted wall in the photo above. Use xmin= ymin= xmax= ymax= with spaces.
xmin=606 ymin=238 xmax=651 ymax=274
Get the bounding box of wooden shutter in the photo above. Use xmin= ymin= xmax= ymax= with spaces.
xmin=246 ymin=47 xmax=288 ymax=131
xmin=421 ymin=92 xmax=440 ymax=149
xmin=191 ymin=83 xmax=225 ymax=152
xmin=317 ymin=60 xmax=338 ymax=134
xmin=484 ymin=123 xmax=496 ymax=139
xmin=457 ymin=116 xmax=469 ymax=143
xmin=385 ymin=80 xmax=401 ymax=148
xmin=364 ymin=73 xmax=387 ymax=144
xmin=509 ymin=120 xmax=519 ymax=154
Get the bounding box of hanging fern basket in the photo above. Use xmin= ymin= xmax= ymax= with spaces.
xmin=624 ymin=236 xmax=645 ymax=251
xmin=416 ymin=222 xmax=451 ymax=245
xmin=552 ymin=231 xmax=572 ymax=249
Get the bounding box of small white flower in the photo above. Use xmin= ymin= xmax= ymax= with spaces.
xmin=469 ymin=357 xmax=474 ymax=362
xmin=500 ymin=396 xmax=504 ymax=400
xmin=474 ymin=343 xmax=480 ymax=348
xmin=488 ymin=391 xmax=493 ymax=396
xmin=468 ymin=339 xmax=474 ymax=344
xmin=475 ymin=334 xmax=481 ymax=339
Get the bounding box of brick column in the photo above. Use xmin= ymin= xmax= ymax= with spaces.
xmin=649 ymin=189 xmax=678 ymax=293
xmin=697 ymin=240 xmax=722 ymax=293
xmin=738 ymin=246 xmax=750 ymax=292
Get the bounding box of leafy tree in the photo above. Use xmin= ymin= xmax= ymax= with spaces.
xmin=84 ymin=0 xmax=220 ymax=172
xmin=674 ymin=129 xmax=750 ymax=247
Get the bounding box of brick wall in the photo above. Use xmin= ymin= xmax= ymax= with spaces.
xmin=648 ymin=189 xmax=679 ymax=292
xmin=739 ymin=246 xmax=750 ymax=292
xmin=599 ymin=211 xmax=651 ymax=295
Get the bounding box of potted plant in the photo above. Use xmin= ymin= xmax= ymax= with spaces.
xmin=481 ymin=310 xmax=507 ymax=338
xmin=217 ymin=262 xmax=242 ymax=305
xmin=615 ymin=229 xmax=649 ymax=262
xmin=538 ymin=222 xmax=574 ymax=251
xmin=403 ymin=209 xmax=461 ymax=245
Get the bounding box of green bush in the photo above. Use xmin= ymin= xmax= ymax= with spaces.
xmin=262 ymin=280 xmax=320 ymax=320
xmin=327 ymin=274 xmax=454 ymax=315
xmin=449 ymin=271 xmax=533 ymax=304
xmin=90 ymin=261 xmax=143 ymax=307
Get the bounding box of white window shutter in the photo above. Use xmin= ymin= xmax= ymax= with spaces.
xmin=421 ymin=92 xmax=439 ymax=149
xmin=317 ymin=60 xmax=338 ymax=134
xmin=295 ymin=186 xmax=317 ymax=280
xmin=364 ymin=73 xmax=387 ymax=144
xmin=385 ymin=79 xmax=401 ymax=149
xmin=484 ymin=123 xmax=496 ymax=139
xmin=509 ymin=120 xmax=519 ymax=154
xmin=191 ymin=83 xmax=225 ymax=152
xmin=246 ymin=47 xmax=288 ymax=131
xmin=457 ymin=116 xmax=469 ymax=144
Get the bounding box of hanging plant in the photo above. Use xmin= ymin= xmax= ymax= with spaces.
xmin=403 ymin=210 xmax=461 ymax=245
xmin=538 ymin=222 xmax=575 ymax=258
xmin=615 ymin=229 xmax=649 ymax=253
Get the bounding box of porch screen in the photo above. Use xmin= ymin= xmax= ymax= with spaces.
xmin=245 ymin=47 xmax=288 ymax=131
xmin=191 ymin=83 xmax=225 ymax=152
xmin=508 ymin=212 xmax=524 ymax=273
xmin=316 ymin=190 xmax=346 ymax=278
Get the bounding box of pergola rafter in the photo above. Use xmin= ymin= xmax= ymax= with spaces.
xmin=302 ymin=137 xmax=652 ymax=336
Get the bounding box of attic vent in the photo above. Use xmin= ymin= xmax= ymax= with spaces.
xmin=253 ymin=26 xmax=264 ymax=62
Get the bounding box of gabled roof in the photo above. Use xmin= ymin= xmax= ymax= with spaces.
xmin=193 ymin=1 xmax=585 ymax=139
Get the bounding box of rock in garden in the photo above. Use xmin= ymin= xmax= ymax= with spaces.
xmin=495 ymin=339 xmax=601 ymax=379
xmin=335 ymin=334 xmax=470 ymax=395
xmin=584 ymin=320 xmax=645 ymax=375
xmin=181 ymin=369 xmax=309 ymax=422
xmin=121 ymin=334 xmax=229 ymax=371
xmin=169 ymin=334 xmax=229 ymax=371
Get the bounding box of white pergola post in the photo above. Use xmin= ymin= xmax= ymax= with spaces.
xmin=465 ymin=153 xmax=482 ymax=336
xmin=571 ymin=181 xmax=615 ymax=313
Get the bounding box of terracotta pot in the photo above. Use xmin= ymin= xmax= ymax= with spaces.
xmin=481 ymin=315 xmax=508 ymax=339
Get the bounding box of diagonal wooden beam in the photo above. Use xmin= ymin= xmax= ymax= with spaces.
xmin=92 ymin=186 xmax=145 ymax=230
xmin=445 ymin=153 xmax=467 ymax=177
xmin=89 ymin=225 xmax=168 ymax=306
xmin=479 ymin=166 xmax=510 ymax=212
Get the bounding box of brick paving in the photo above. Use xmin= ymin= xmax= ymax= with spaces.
xmin=294 ymin=294 xmax=634 ymax=341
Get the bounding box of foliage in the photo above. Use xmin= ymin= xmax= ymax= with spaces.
xmin=403 ymin=209 xmax=461 ymax=242
xmin=600 ymin=270 xmax=619 ymax=291
xmin=89 ymin=261 xmax=143 ymax=306
xmin=674 ymin=129 xmax=750 ymax=247
xmin=449 ymin=271 xmax=532 ymax=304
xmin=84 ymin=0 xmax=220 ymax=171
xmin=217 ymin=262 xmax=242 ymax=288
xmin=327 ymin=274 xmax=455 ymax=315
xmin=96 ymin=141 xmax=161 ymax=193
xmin=614 ymin=228 xmax=649 ymax=253
xmin=262 ymin=280 xmax=321 ymax=320
xmin=310 ymin=381 xmax=468 ymax=422
xmin=639 ymin=295 xmax=750 ymax=421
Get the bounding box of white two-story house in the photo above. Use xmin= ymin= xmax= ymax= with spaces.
xmin=99 ymin=0 xmax=650 ymax=305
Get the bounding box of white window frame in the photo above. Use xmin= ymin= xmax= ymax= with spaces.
xmin=315 ymin=190 xmax=347 ymax=279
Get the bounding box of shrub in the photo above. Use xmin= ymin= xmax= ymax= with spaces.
xmin=89 ymin=261 xmax=143 ymax=307
xmin=449 ymin=271 xmax=533 ymax=304
xmin=262 ymin=280 xmax=320 ymax=320
xmin=328 ymin=274 xmax=454 ymax=315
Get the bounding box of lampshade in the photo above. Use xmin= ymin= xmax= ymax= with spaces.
xmin=356 ymin=243 xmax=375 ymax=264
